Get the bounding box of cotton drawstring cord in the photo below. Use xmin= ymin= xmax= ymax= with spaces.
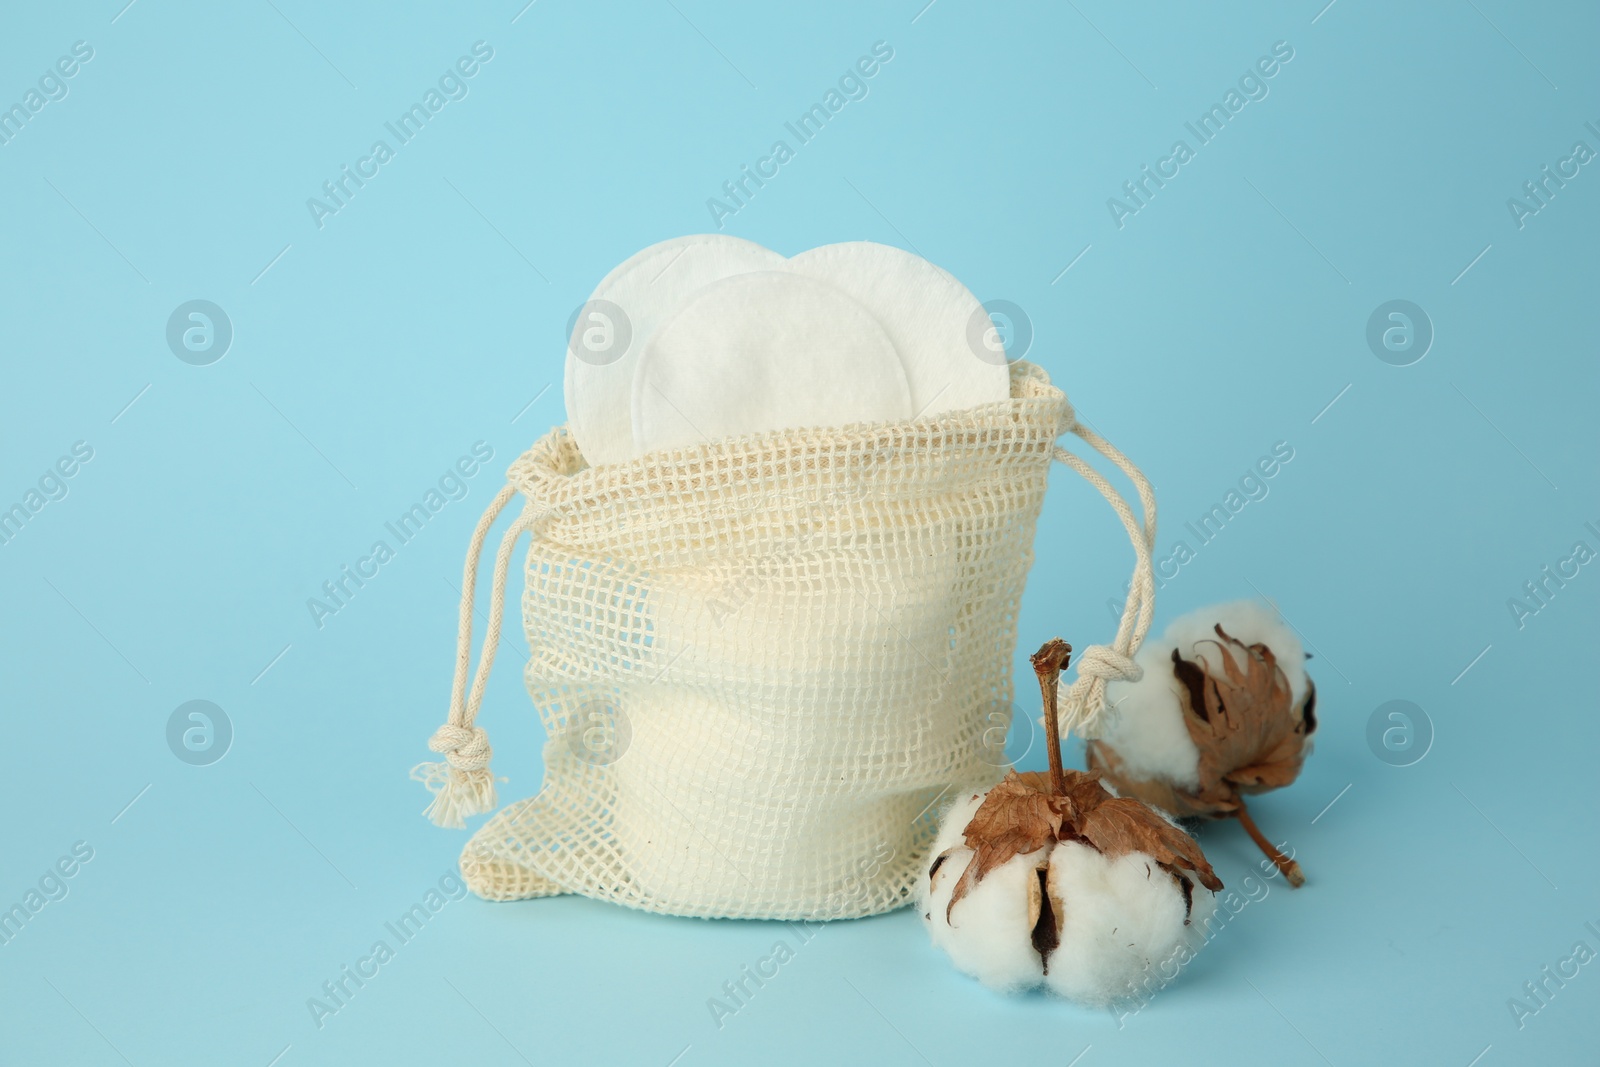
xmin=1051 ymin=419 xmax=1158 ymax=739
xmin=413 ymin=482 xmax=534 ymax=828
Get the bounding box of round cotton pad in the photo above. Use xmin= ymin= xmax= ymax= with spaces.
xmin=787 ymin=241 xmax=1010 ymax=419
xmin=565 ymin=234 xmax=786 ymax=466
xmin=631 ymin=271 xmax=912 ymax=455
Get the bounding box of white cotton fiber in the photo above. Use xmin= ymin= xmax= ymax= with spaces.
xmin=1044 ymin=841 xmax=1214 ymax=1005
xmin=920 ymin=791 xmax=1048 ymax=993
xmin=1099 ymin=600 xmax=1308 ymax=786
xmin=1098 ymin=638 xmax=1204 ymax=788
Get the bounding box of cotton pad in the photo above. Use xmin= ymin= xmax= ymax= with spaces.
xmin=564 ymin=234 xmax=785 ymax=466
xmin=787 ymin=241 xmax=1010 ymax=420
xmin=631 ymin=271 xmax=912 ymax=455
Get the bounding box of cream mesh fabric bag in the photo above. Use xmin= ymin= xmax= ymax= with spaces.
xmin=414 ymin=360 xmax=1157 ymax=920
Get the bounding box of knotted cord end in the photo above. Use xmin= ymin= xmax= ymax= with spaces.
xmin=412 ymin=724 xmax=497 ymax=829
xmin=1053 ymin=645 xmax=1143 ymax=740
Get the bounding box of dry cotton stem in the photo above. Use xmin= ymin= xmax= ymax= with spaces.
xmin=1030 ymin=637 xmax=1072 ymax=796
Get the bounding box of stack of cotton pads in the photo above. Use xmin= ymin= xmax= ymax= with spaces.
xmin=563 ymin=236 xmax=1012 ymax=465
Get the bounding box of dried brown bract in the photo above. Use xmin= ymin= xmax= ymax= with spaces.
xmin=1088 ymin=620 xmax=1316 ymax=886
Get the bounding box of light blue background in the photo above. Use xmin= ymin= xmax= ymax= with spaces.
xmin=2 ymin=1 xmax=1596 ymax=1064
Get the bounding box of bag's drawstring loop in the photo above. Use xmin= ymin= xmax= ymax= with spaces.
xmin=1051 ymin=418 xmax=1158 ymax=739
xmin=413 ymin=482 xmax=536 ymax=828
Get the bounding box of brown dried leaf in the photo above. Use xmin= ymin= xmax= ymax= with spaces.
xmin=1182 ymin=625 xmax=1310 ymax=802
xmin=944 ymin=773 xmax=1062 ymax=920
xmin=941 ymin=768 xmax=1222 ymax=921
xmin=1078 ymin=796 xmax=1223 ymax=892
xmin=1012 ymin=769 xmax=1105 ymax=825
xmin=1084 ymin=740 xmax=1224 ymax=818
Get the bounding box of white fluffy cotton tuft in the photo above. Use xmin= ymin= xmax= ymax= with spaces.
xmin=1098 ymin=599 xmax=1307 ymax=786
xmin=1044 ymin=842 xmax=1215 ymax=1005
xmin=920 ymin=787 xmax=1216 ymax=1004
xmin=1096 ymin=639 xmax=1204 ymax=788
xmin=918 ymin=791 xmax=1046 ymax=992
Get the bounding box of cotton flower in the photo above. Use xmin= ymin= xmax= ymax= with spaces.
xmin=919 ymin=640 xmax=1221 ymax=1005
xmin=1087 ymin=600 xmax=1316 ymax=884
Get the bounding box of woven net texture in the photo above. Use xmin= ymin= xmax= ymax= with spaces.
xmin=459 ymin=360 xmax=1073 ymax=919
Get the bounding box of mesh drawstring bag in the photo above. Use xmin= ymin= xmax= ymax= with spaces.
xmin=414 ymin=361 xmax=1157 ymax=920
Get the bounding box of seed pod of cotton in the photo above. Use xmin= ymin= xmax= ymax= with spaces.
xmin=1087 ymin=600 xmax=1316 ymax=885
xmin=919 ymin=639 xmax=1222 ymax=1005
xmin=920 ymin=780 xmax=1221 ymax=1004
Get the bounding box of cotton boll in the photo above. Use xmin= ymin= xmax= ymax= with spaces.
xmin=1099 ymin=600 xmax=1309 ymax=789
xmin=1088 ymin=598 xmax=1315 ymax=885
xmin=1044 ymin=842 xmax=1213 ymax=1006
xmin=920 ymin=779 xmax=1219 ymax=1002
xmin=925 ymin=641 xmax=1225 ymax=1003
